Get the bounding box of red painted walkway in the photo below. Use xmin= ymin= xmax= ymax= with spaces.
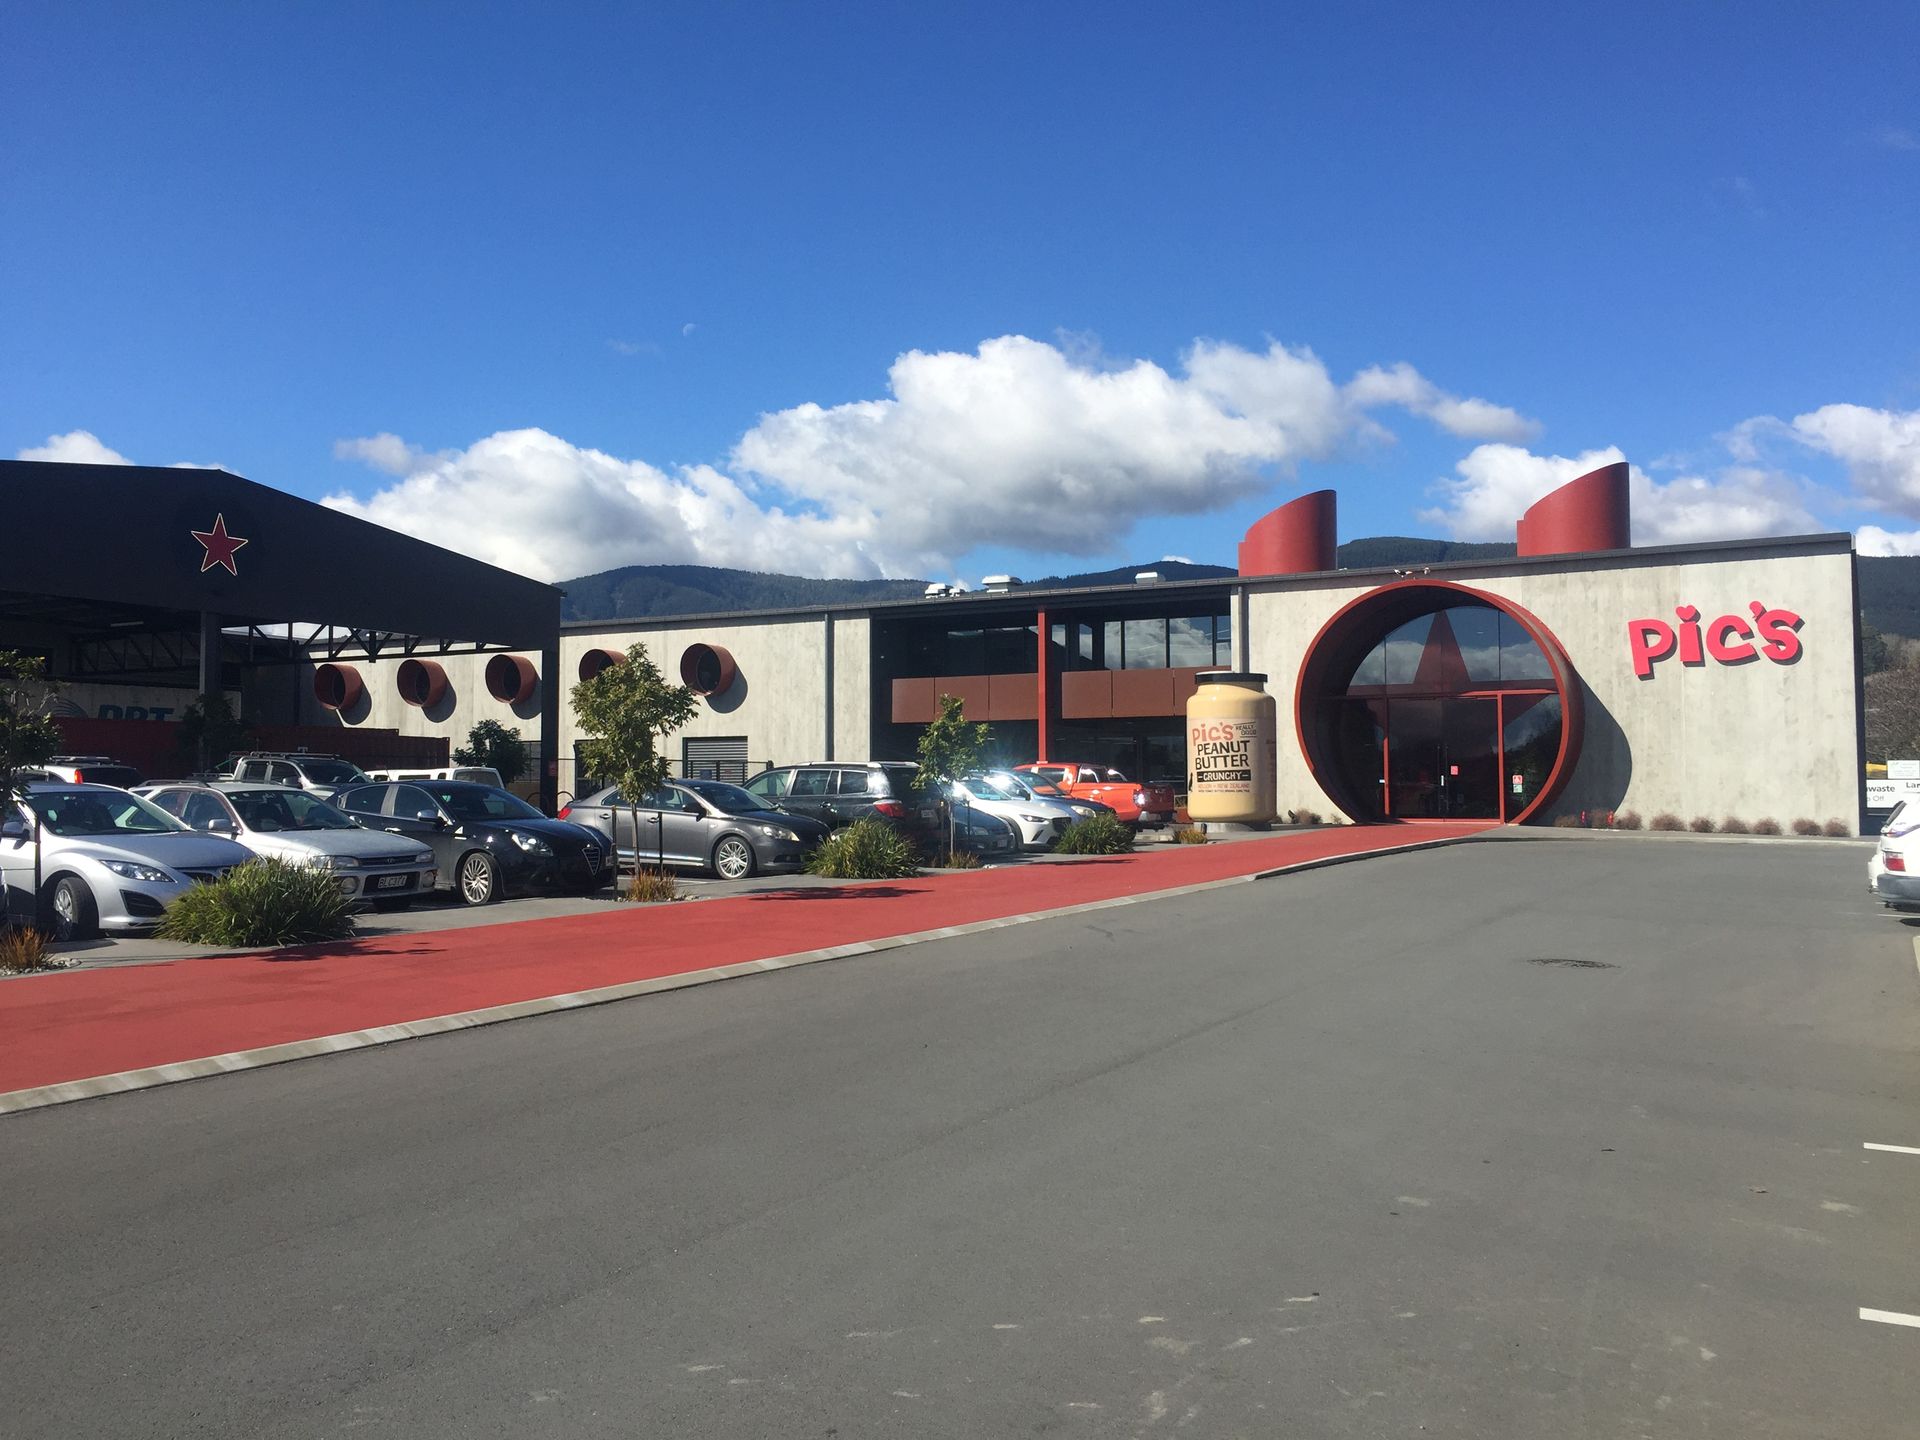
xmin=0 ymin=824 xmax=1488 ymax=1097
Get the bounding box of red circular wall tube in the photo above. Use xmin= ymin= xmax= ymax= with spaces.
xmin=578 ymin=648 xmax=625 ymax=682
xmin=396 ymin=658 xmax=448 ymax=708
xmin=313 ymin=663 xmax=364 ymax=712
xmin=678 ymin=643 xmax=737 ymax=697
xmin=486 ymin=653 xmax=538 ymax=704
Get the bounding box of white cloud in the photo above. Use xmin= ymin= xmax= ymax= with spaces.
xmin=1344 ymin=363 xmax=1540 ymax=441
xmin=1419 ymin=443 xmax=1816 ymax=545
xmin=1856 ymin=525 xmax=1920 ymax=556
xmin=331 ymin=333 xmax=1534 ymax=579
xmin=15 ymin=430 xmax=133 ymax=465
xmin=1785 ymin=403 xmax=1920 ymax=514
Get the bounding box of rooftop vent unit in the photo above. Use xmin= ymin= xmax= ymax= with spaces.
xmin=923 ymin=582 xmax=951 ymax=598
xmin=982 ymin=574 xmax=1021 ymax=593
xmin=1133 ymin=570 xmax=1163 ymax=585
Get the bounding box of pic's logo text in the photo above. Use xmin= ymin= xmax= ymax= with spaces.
xmin=1628 ymin=603 xmax=1803 ymax=679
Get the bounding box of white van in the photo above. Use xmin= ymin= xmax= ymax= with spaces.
xmin=364 ymin=766 xmax=507 ymax=789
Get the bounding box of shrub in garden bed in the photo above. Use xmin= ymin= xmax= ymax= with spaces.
xmin=805 ymin=817 xmax=921 ymax=879
xmin=1172 ymin=826 xmax=1209 ymax=844
xmin=1614 ymin=811 xmax=1643 ymax=830
xmin=1791 ymin=818 xmax=1821 ymax=836
xmin=1689 ymin=816 xmax=1717 ymax=833
xmin=622 ymin=868 xmax=679 ymax=902
xmin=1551 ymin=814 xmax=1583 ymax=828
xmin=1720 ymin=816 xmax=1750 ymax=834
xmin=0 ymin=925 xmax=75 ymax=974
xmin=1650 ymin=812 xmax=1684 ymax=832
xmin=1823 ymin=818 xmax=1852 ymax=837
xmin=1752 ymin=817 xmax=1782 ymax=835
xmin=156 ymin=857 xmax=356 ymax=947
xmin=931 ymin=848 xmax=984 ymax=870
xmin=1053 ymin=813 xmax=1136 ymax=855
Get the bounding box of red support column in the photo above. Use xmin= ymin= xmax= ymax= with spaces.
xmin=1035 ymin=608 xmax=1052 ymax=762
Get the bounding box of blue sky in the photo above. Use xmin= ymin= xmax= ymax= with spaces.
xmin=4 ymin=2 xmax=1917 ymax=584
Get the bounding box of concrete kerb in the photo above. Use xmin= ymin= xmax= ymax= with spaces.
xmin=0 ymin=829 xmax=1494 ymax=1117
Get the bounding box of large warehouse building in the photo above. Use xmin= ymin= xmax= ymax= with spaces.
xmin=276 ymin=462 xmax=1865 ymax=831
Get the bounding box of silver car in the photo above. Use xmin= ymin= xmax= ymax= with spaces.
xmin=950 ymin=774 xmax=1078 ymax=850
xmin=564 ymin=780 xmax=829 ymax=879
xmin=138 ymin=782 xmax=438 ymax=911
xmin=0 ymin=783 xmax=254 ymax=940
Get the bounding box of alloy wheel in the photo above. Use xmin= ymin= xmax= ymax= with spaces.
xmin=714 ymin=837 xmax=754 ymax=881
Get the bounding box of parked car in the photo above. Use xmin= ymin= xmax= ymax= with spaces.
xmin=742 ymin=762 xmax=941 ymax=838
xmin=1013 ymin=762 xmax=1177 ymax=827
xmin=1870 ymin=801 xmax=1920 ymax=910
xmin=365 ymin=766 xmax=506 ymax=788
xmin=563 ymin=779 xmax=828 ymax=879
xmin=21 ymin=755 xmax=145 ymax=788
xmin=979 ymin=768 xmax=1116 ymax=822
xmin=0 ymin=783 xmax=253 ymax=940
xmin=948 ymin=803 xmax=1018 ymax=857
xmin=334 ymin=779 xmax=612 ymax=904
xmin=136 ymin=782 xmax=438 ymax=910
xmin=949 ymin=774 xmax=1077 ymax=850
xmin=225 ymin=752 xmax=370 ymax=800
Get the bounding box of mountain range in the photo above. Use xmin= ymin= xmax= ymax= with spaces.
xmin=558 ymin=539 xmax=1920 ymax=638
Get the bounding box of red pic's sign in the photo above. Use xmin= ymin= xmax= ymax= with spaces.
xmin=1628 ymin=603 xmax=1803 ymax=680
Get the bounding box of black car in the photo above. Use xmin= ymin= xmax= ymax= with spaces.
xmin=334 ymin=780 xmax=612 ymax=905
xmin=743 ymin=762 xmax=940 ymax=837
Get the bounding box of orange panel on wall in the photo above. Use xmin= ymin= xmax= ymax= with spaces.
xmin=891 ymin=677 xmax=937 ymax=724
xmin=987 ymin=672 xmax=1038 ymax=720
xmin=930 ymin=674 xmax=992 ymax=718
xmin=1171 ymin=667 xmax=1209 ymax=709
xmin=1111 ymin=669 xmax=1178 ymax=716
xmin=1061 ymin=670 xmax=1113 ymax=719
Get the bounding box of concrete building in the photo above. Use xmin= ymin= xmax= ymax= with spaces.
xmin=298 ymin=463 xmax=1865 ymax=831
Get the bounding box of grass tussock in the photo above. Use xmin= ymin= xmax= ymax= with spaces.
xmin=1053 ymin=813 xmax=1136 ymax=856
xmin=0 ymin=925 xmax=76 ymax=974
xmin=805 ymin=817 xmax=921 ymax=879
xmin=931 ymin=848 xmax=984 ymax=869
xmin=1172 ymin=826 xmax=1209 ymax=845
xmin=155 ymin=858 xmax=355 ymax=947
xmin=622 ymin=867 xmax=679 ymax=903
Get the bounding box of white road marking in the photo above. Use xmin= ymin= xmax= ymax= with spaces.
xmin=1395 ymin=1196 xmax=1431 ymax=1207
xmin=992 ymin=1323 xmax=1021 ymax=1330
xmin=1860 ymin=1308 xmax=1920 ymax=1329
xmin=1137 ymin=1315 xmax=1165 ymax=1324
xmin=1864 ymin=1142 xmax=1920 ymax=1155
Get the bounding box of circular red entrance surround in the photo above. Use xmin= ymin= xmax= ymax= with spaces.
xmin=1293 ymin=580 xmax=1583 ymax=825
xmin=313 ymin=663 xmax=364 ymax=712
xmin=486 ymin=653 xmax=538 ymax=704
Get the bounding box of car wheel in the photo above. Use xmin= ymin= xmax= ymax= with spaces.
xmin=47 ymin=875 xmax=99 ymax=942
xmin=712 ymin=835 xmax=756 ymax=881
xmin=457 ymin=850 xmax=498 ymax=906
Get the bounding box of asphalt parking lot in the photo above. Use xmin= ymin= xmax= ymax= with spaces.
xmin=4 ymin=833 xmax=1916 ymax=1438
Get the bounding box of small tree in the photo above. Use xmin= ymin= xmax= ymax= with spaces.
xmin=176 ymin=691 xmax=250 ymax=774
xmin=570 ymin=643 xmax=698 ymax=875
xmin=913 ymin=694 xmax=991 ymax=858
xmin=453 ymin=719 xmax=528 ymax=785
xmin=0 ymin=651 xmax=63 ymax=930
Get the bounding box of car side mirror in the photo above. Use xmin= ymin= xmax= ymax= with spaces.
xmin=202 ymin=818 xmax=236 ymax=834
xmin=0 ymin=818 xmax=25 ymax=840
xmin=433 ymin=814 xmax=450 ymax=829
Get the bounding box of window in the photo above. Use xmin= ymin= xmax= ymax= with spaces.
xmin=745 ymin=769 xmax=790 ymax=801
xmin=791 ymin=768 xmax=836 ymax=797
xmin=1122 ymin=617 xmax=1167 ymax=669
xmin=392 ymin=785 xmax=440 ymax=821
xmin=642 ymin=786 xmax=694 ymax=811
xmin=837 ymin=770 xmax=876 ymax=796
xmin=339 ymin=784 xmax=389 ymax=815
xmin=1168 ymin=615 xmax=1214 ymax=668
xmin=181 ymin=793 xmax=232 ymax=831
xmin=148 ymin=790 xmax=188 ymax=817
xmin=269 ymin=761 xmax=300 ymax=786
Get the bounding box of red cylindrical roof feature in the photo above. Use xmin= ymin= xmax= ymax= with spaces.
xmin=486 ymin=653 xmax=538 ymax=704
xmin=1515 ymin=462 xmax=1630 ymax=557
xmin=1237 ymin=489 xmax=1337 ymax=576
xmin=313 ymin=663 xmax=364 ymax=713
xmin=396 ymin=658 xmax=448 ymax=708
xmin=679 ymin=643 xmax=737 ymax=697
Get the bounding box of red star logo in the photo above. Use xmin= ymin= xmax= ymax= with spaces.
xmin=191 ymin=513 xmax=249 ymax=575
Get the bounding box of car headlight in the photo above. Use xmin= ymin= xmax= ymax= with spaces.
xmin=324 ymin=855 xmax=361 ymax=871
xmin=1020 ymin=814 xmax=1049 ymax=824
xmin=511 ymin=831 xmax=552 ymax=854
xmin=102 ymin=860 xmax=173 ymax=883
xmin=759 ymin=824 xmax=799 ymax=842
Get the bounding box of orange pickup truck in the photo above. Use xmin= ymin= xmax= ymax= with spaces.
xmin=1013 ymin=762 xmax=1177 ymax=827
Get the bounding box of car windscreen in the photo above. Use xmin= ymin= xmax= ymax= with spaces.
xmin=682 ymin=781 xmax=767 ymax=815
xmin=228 ymin=789 xmax=359 ymax=831
xmin=300 ymin=760 xmax=367 ymax=785
xmin=965 ymin=774 xmax=1024 ymax=800
xmin=428 ymin=785 xmax=544 ymax=822
xmin=27 ymin=790 xmax=185 ymax=837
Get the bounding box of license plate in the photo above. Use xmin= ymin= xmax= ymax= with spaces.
xmin=373 ymin=874 xmax=411 ymax=890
